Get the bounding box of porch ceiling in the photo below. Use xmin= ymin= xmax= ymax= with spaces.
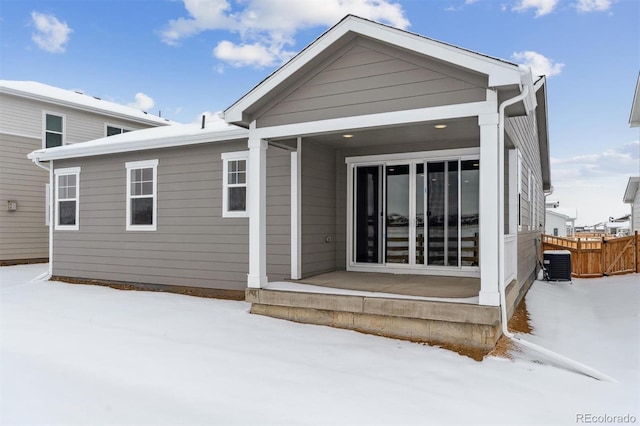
xmin=273 ymin=116 xmax=479 ymax=149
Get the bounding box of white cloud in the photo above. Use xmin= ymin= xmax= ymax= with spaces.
xmin=213 ymin=40 xmax=281 ymax=68
xmin=512 ymin=50 xmax=565 ymax=78
xmin=550 ymin=141 xmax=639 ymax=225
xmin=161 ymin=0 xmax=410 ymax=68
xmin=512 ymin=0 xmax=559 ymax=16
xmin=128 ymin=92 xmax=155 ymax=111
xmin=574 ymin=0 xmax=612 ymax=12
xmin=551 ymin=141 xmax=639 ymax=181
xmin=30 ymin=11 xmax=72 ymax=53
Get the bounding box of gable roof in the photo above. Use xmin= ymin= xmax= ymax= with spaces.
xmin=630 ymin=72 xmax=640 ymax=127
xmin=0 ymin=80 xmax=174 ymax=127
xmin=223 ymin=15 xmax=534 ymax=126
xmin=27 ymin=121 xmax=247 ymax=162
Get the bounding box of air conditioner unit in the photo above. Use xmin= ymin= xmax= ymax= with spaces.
xmin=543 ymin=250 xmax=572 ymax=281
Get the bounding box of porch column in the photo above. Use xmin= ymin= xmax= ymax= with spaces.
xmin=290 ymin=137 xmax=302 ymax=280
xmin=478 ymin=113 xmax=500 ymax=306
xmin=248 ymin=137 xmax=268 ymax=288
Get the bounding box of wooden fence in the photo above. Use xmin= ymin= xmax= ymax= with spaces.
xmin=541 ymin=232 xmax=640 ymax=278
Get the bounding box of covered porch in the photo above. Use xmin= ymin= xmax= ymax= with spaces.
xmin=222 ymin=16 xmax=535 ymax=350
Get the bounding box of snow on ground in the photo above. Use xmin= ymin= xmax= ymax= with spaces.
xmin=1 ymin=264 xmax=638 ymax=425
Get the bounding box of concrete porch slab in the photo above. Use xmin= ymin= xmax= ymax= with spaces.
xmin=291 ymin=271 xmax=480 ymax=299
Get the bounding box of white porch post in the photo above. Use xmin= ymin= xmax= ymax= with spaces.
xmin=290 ymin=137 xmax=302 ymax=279
xmin=248 ymin=136 xmax=268 ymax=288
xmin=478 ymin=113 xmax=500 ymax=306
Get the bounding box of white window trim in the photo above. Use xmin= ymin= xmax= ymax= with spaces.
xmin=105 ymin=123 xmax=133 ymax=137
xmin=221 ymin=151 xmax=249 ymax=218
xmin=125 ymin=159 xmax=158 ymax=231
xmin=42 ymin=111 xmax=66 ymax=149
xmin=54 ymin=167 xmax=80 ymax=231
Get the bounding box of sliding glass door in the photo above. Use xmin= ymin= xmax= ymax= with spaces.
xmin=351 ymin=156 xmax=479 ymax=270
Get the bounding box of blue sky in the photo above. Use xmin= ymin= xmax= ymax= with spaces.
xmin=1 ymin=0 xmax=638 ymax=225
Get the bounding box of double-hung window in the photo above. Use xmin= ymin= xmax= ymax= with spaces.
xmin=54 ymin=167 xmax=80 ymax=230
xmin=221 ymin=151 xmax=248 ymax=218
xmin=106 ymin=124 xmax=132 ymax=137
xmin=126 ymin=160 xmax=158 ymax=231
xmin=44 ymin=112 xmax=65 ymax=148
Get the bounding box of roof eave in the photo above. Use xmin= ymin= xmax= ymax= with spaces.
xmin=629 ymin=72 xmax=640 ymax=127
xmin=533 ymin=76 xmax=551 ymax=191
xmin=623 ymin=177 xmax=640 ymax=203
xmin=0 ymin=86 xmax=171 ymax=127
xmin=27 ymin=128 xmax=249 ymax=162
xmin=223 ymin=15 xmax=523 ymax=125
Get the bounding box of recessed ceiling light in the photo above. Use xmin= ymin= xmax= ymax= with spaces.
xmin=434 ymin=124 xmax=447 ymax=129
xmin=342 ymin=134 xmax=354 ymax=138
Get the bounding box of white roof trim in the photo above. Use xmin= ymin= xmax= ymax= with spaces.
xmin=623 ymin=177 xmax=639 ymax=203
xmin=629 ymin=73 xmax=640 ymax=127
xmin=0 ymin=80 xmax=173 ymax=127
xmin=224 ymin=15 xmax=524 ymax=123
xmin=28 ymin=124 xmax=248 ymax=161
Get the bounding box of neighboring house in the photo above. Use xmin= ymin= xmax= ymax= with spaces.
xmin=626 ymin=74 xmax=640 ymax=234
xmin=545 ymin=204 xmax=577 ymax=237
xmin=27 ymin=16 xmax=551 ymax=352
xmin=623 ymin=178 xmax=639 ymax=233
xmin=0 ymin=81 xmax=172 ymax=265
xmin=545 ymin=210 xmax=570 ymax=237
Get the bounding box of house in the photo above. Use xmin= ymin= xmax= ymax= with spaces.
xmin=545 ymin=210 xmax=570 ymax=237
xmin=545 ymin=203 xmax=577 ymax=237
xmin=623 ymin=179 xmax=640 ymax=233
xmin=27 ymin=16 xmax=550 ymax=353
xmin=0 ymin=81 xmax=172 ymax=265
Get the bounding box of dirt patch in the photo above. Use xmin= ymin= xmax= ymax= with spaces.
xmin=489 ymin=298 xmax=533 ymax=360
xmin=424 ymin=341 xmax=490 ymax=362
xmin=50 ymin=275 xmax=245 ymax=301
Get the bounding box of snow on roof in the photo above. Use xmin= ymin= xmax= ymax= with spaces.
xmin=0 ymin=80 xmax=174 ymax=126
xmin=547 ymin=207 xmax=577 ymax=220
xmin=28 ymin=120 xmax=248 ymax=162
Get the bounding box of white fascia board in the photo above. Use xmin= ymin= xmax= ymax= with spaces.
xmin=630 ymin=73 xmax=640 ymax=127
xmin=0 ymin=85 xmax=172 ymax=127
xmin=251 ymin=100 xmax=496 ymax=140
xmin=224 ymin=16 xmax=521 ymax=123
xmin=623 ymin=177 xmax=639 ymax=203
xmin=28 ymin=128 xmax=249 ymax=162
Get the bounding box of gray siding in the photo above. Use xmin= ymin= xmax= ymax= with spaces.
xmin=301 ymin=143 xmax=336 ymax=277
xmin=0 ymin=93 xmax=151 ymax=145
xmin=256 ymin=38 xmax=487 ymax=128
xmin=266 ymin=147 xmax=292 ymax=281
xmin=52 ymin=141 xmax=290 ymax=291
xmin=506 ymin=114 xmax=544 ymax=233
xmin=506 ymin=112 xmax=545 ymax=293
xmin=0 ymin=134 xmax=48 ymax=261
xmin=0 ymin=92 xmax=165 ymax=263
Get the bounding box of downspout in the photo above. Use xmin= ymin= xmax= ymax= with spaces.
xmin=31 ymin=157 xmax=53 ymax=279
xmin=497 ymin=79 xmax=616 ymax=382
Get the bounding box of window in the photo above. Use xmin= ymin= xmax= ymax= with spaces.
xmin=221 ymin=151 xmax=248 ymax=217
xmin=44 ymin=112 xmax=64 ymax=148
xmin=106 ymin=124 xmax=132 ymax=137
xmin=54 ymin=167 xmax=80 ymax=230
xmin=528 ymin=170 xmax=534 ymax=229
xmin=126 ymin=159 xmax=158 ymax=231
